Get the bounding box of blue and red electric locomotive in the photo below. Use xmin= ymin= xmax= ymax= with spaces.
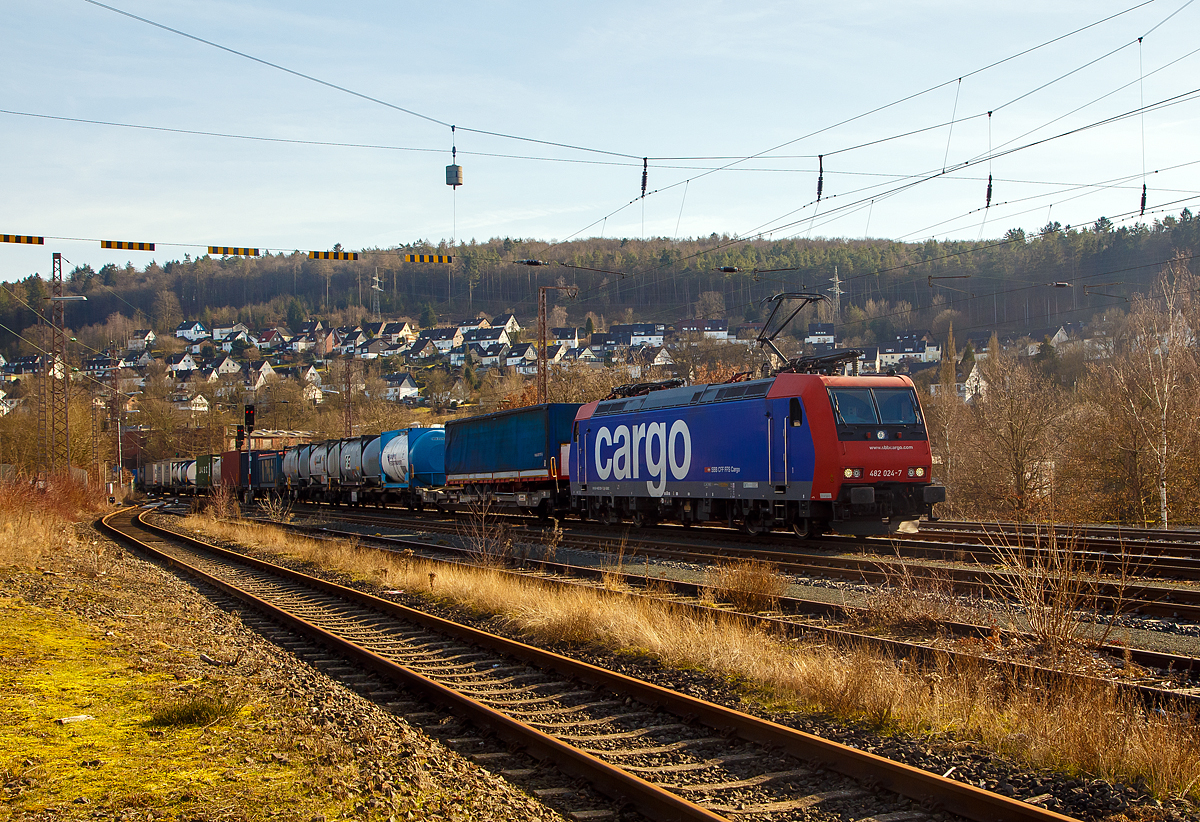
xmin=570 ymin=369 xmax=942 ymax=536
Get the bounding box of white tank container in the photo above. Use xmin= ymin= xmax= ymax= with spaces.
xmin=282 ymin=447 xmax=301 ymax=482
xmin=381 ymin=431 xmax=410 ymax=485
xmin=298 ymin=445 xmax=312 ymax=481
xmin=326 ymin=441 xmax=343 ymax=482
xmin=361 ymin=436 xmax=381 ymax=485
xmin=310 ymin=443 xmax=328 ymax=484
xmin=341 ymin=437 xmax=364 ymax=483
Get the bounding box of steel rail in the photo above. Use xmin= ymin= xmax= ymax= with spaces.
xmin=258 ymin=515 xmax=1200 ymax=707
xmin=100 ymin=508 xmax=728 ymax=822
xmin=109 ymin=507 xmax=1087 ymax=822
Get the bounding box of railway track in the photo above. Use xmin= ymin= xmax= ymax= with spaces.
xmin=278 ymin=503 xmax=1200 ymax=622
xmin=241 ymin=512 xmax=1200 ymax=710
xmin=104 ymin=506 xmax=1080 ymax=822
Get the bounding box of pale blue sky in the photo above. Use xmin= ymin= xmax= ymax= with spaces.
xmin=2 ymin=0 xmax=1198 ymax=282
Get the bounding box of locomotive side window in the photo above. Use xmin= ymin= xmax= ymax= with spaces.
xmin=789 ymin=397 xmax=803 ymax=426
xmin=874 ymin=388 xmax=922 ymax=425
xmin=829 ymin=388 xmax=878 ymax=424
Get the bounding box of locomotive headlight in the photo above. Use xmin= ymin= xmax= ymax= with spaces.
xmin=844 ymin=468 xmax=854 ymax=479
xmin=907 ymin=467 xmax=915 ymax=477
xmin=915 ymin=467 xmax=926 ymax=477
xmin=854 ymin=468 xmax=863 ymax=478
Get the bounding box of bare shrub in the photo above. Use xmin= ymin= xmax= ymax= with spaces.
xmin=458 ymin=496 xmax=512 ymax=567
xmin=704 ymin=559 xmax=786 ymax=613
xmin=986 ymin=524 xmax=1133 ymax=658
xmin=258 ymin=495 xmax=294 ymax=524
xmin=205 ymin=484 xmax=239 ymax=521
xmin=856 ymin=558 xmax=961 ymax=633
xmin=540 ymin=518 xmax=563 ymax=564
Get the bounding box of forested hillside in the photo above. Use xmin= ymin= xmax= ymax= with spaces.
xmin=2 ymin=211 xmax=1197 ymax=356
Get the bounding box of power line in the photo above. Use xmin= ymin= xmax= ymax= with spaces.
xmin=82 ymin=0 xmax=643 ymax=160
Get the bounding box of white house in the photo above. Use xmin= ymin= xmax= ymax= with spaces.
xmin=804 ymin=323 xmax=836 ymax=345
xmin=419 ymin=327 xmax=463 ymax=353
xmin=128 ymin=329 xmax=157 ymax=350
xmin=610 ymin=323 xmax=665 ymax=346
xmin=383 ymin=372 xmax=419 ymax=402
xmin=174 ymin=321 xmax=209 ymax=341
xmin=463 ymin=327 xmax=510 ymax=347
xmin=212 ymin=321 xmax=249 ymax=342
xmin=492 ymin=313 xmax=522 ymax=336
xmin=164 ymin=352 xmax=198 ymax=373
xmin=550 ymin=327 xmax=579 ymax=348
xmin=676 ymin=319 xmax=729 ymax=341
xmin=506 ymin=342 xmax=538 ymax=368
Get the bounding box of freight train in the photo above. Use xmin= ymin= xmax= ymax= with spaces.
xmin=143 ymin=288 xmax=944 ymax=536
xmin=142 ymin=370 xmax=943 ymax=536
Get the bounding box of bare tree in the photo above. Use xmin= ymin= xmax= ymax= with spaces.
xmin=1101 ymin=256 xmax=1199 ymax=528
xmin=962 ymin=354 xmax=1063 ymax=520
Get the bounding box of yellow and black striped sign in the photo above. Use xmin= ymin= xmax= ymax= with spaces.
xmin=102 ymin=240 xmax=155 ymax=251
xmin=404 ymin=254 xmax=453 ymax=264
xmin=308 ymin=251 xmax=359 ymax=260
xmin=1 ymin=234 xmax=44 ymax=245
xmin=208 ymin=246 xmax=260 ymax=257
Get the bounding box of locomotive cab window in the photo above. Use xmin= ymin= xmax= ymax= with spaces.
xmin=875 ymin=388 xmax=922 ymax=425
xmin=829 ymin=388 xmax=878 ymax=425
xmin=789 ymin=397 xmax=803 ymax=426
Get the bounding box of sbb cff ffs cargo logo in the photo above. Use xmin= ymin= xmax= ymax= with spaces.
xmin=592 ymin=420 xmax=692 ymax=496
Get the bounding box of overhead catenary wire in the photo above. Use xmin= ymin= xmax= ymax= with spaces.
xmin=7 ymin=0 xmax=1190 ymax=314
xmin=81 ymin=0 xmax=645 ymax=162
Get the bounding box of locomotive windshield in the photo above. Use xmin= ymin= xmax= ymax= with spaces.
xmin=829 ymin=387 xmax=923 ymax=426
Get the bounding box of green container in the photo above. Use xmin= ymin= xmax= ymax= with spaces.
xmin=196 ymin=454 xmax=214 ymax=489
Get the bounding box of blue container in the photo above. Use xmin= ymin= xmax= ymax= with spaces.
xmin=251 ymin=450 xmax=283 ymax=490
xmin=445 ymin=403 xmax=580 ymax=484
xmin=379 ymin=427 xmax=446 ymax=488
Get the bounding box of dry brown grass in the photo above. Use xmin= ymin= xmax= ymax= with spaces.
xmin=180 ymin=513 xmax=1200 ymax=800
xmin=704 ymin=559 xmax=787 ymax=613
xmin=0 ymin=475 xmax=105 ymax=567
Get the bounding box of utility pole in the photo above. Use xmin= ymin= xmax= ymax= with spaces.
xmin=370 ymin=268 xmax=383 ymax=322
xmin=343 ymin=355 xmax=354 ymax=436
xmin=38 ymin=253 xmax=78 ymax=478
xmin=537 ymin=284 xmax=578 ymax=405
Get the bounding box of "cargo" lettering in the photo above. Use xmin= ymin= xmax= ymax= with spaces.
xmin=594 ymin=420 xmax=691 ymax=496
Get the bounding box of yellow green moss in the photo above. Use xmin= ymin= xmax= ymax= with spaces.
xmin=0 ymin=596 xmax=342 ymax=819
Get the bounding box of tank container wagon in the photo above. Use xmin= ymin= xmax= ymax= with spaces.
xmin=421 ymin=405 xmax=577 ymax=516
xmin=378 ymin=427 xmax=446 ymax=508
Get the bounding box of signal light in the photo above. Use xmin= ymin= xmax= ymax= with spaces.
xmin=236 ymin=424 xmax=245 ymax=449
xmin=245 ymin=404 xmax=255 ymax=433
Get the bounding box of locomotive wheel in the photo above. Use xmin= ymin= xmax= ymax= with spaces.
xmin=631 ymin=511 xmax=652 ymax=528
xmin=792 ymin=518 xmax=812 ymax=539
xmin=742 ymin=511 xmax=765 ymax=536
